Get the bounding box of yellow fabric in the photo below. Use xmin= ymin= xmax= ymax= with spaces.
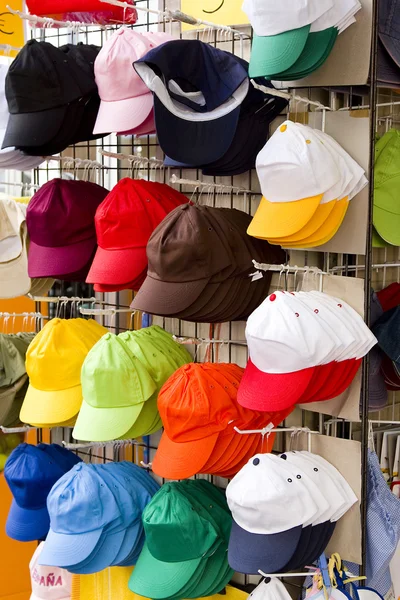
xmin=267 ymin=198 xmax=337 ymax=242
xmin=21 ymin=318 xmax=107 ymax=426
xmin=247 ymin=194 xmax=322 ymax=238
xmin=73 ymin=569 xmax=246 ymax=600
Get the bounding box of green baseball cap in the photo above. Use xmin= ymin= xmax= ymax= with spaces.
xmin=0 ymin=334 xmax=31 ymax=387
xmin=274 ymin=28 xmax=338 ymax=80
xmin=249 ymin=25 xmax=310 ymax=78
xmin=372 ymin=227 xmax=389 ymax=248
xmin=0 ymin=374 xmax=28 ymax=427
xmin=73 ymin=333 xmax=156 ymax=442
xmin=374 ymin=129 xmax=400 ymax=245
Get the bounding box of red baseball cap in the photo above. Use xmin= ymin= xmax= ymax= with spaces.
xmin=86 ymin=179 xmax=188 ymax=287
xmin=26 ymin=0 xmax=137 ymax=22
xmin=376 ymin=282 xmax=400 ymax=312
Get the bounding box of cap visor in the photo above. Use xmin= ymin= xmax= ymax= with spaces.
xmin=93 ymin=94 xmax=153 ymax=135
xmin=248 ymin=195 xmax=322 ymax=239
xmin=238 ymin=359 xmax=314 ymax=411
xmin=228 ymin=519 xmax=302 ymax=574
xmin=269 ymin=199 xmax=337 ymax=243
xmin=380 ymin=32 xmax=400 ymax=70
xmin=249 ymin=26 xmax=310 ymax=78
xmin=6 ymin=500 xmax=49 ymax=542
xmin=28 ymin=237 xmax=97 ymax=278
xmin=38 ymin=527 xmax=103 ymax=568
xmin=72 ymin=399 xmax=144 ymax=442
xmin=2 ymin=107 xmax=67 ymax=149
xmin=131 ymin=274 xmax=209 ymax=316
xmin=128 ymin=541 xmax=201 ymax=599
xmin=152 ymin=430 xmax=219 ymax=479
xmin=65 ymin=528 xmax=127 ymax=574
xmin=20 ymin=383 xmax=82 ymax=426
xmin=276 ymin=28 xmax=338 ymax=79
xmin=374 ymin=206 xmax=400 ymax=246
xmin=118 ymin=395 xmax=159 ymax=440
xmin=154 ymin=96 xmax=240 ymax=165
xmin=86 ymin=246 xmax=148 ymax=285
xmin=111 ymin=521 xmax=143 ymax=566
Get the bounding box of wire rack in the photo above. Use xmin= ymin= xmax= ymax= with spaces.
xmin=2 ymin=0 xmax=397 ymax=591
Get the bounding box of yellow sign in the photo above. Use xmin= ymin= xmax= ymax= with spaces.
xmin=0 ymin=0 xmax=24 ymax=57
xmin=181 ymin=0 xmax=249 ymax=31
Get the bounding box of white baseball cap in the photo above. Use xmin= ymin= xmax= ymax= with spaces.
xmin=0 ymin=199 xmax=30 ymax=299
xmin=249 ymin=121 xmax=342 ymax=238
xmin=242 ymin=0 xmax=334 ymax=37
xmin=310 ymin=0 xmax=361 ymax=32
xmin=30 ymin=542 xmax=71 ymax=600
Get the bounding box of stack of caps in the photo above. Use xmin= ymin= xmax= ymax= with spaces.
xmin=0 ymin=65 xmax=44 ymax=170
xmin=38 ymin=462 xmax=159 ymax=573
xmin=244 ymin=0 xmax=361 ymax=80
xmin=20 ymin=318 xmax=108 ymax=428
xmin=86 ymin=179 xmax=189 ymax=293
xmin=151 ymin=363 xmax=293 ymax=480
xmin=238 ymin=290 xmax=377 ymax=412
xmin=134 ymin=40 xmax=252 ymax=168
xmin=27 ymin=179 xmax=108 ymax=282
xmin=162 ymin=60 xmax=289 ymax=176
xmin=226 ymin=451 xmax=358 ymax=573
xmin=93 ymin=30 xmax=174 ymax=137
xmin=373 ymin=301 xmax=400 ymax=394
xmin=0 ymin=198 xmax=53 ymax=299
xmin=374 ymin=130 xmax=400 ymax=246
xmin=378 ymin=0 xmax=400 ymax=88
xmin=72 ymin=326 xmax=192 ymax=442
xmin=0 ymin=333 xmax=34 ymax=428
xmin=4 ymin=443 xmax=82 ymax=542
xmin=25 ymin=0 xmax=137 ymax=25
xmin=131 ymin=205 xmax=285 ymax=322
xmin=30 ymin=543 xmax=72 ymax=600
xmin=3 ymin=41 xmax=106 ymax=156
xmin=129 ymin=480 xmax=234 ymax=600
xmin=248 ymin=121 xmax=367 ymax=248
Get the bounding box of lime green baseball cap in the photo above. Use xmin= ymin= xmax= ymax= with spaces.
xmin=374 ymin=129 xmax=400 ymax=245
xmin=373 ymin=227 xmax=389 ymax=248
xmin=73 ymin=333 xmax=156 ymax=442
xmin=274 ymin=28 xmax=338 ymax=80
xmin=249 ymin=25 xmax=310 ymax=78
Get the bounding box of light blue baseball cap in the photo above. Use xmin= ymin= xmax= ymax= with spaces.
xmin=38 ymin=463 xmax=122 ymax=567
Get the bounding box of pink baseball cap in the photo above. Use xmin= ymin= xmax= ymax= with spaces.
xmin=30 ymin=542 xmax=71 ymax=600
xmin=93 ymin=30 xmax=175 ymax=134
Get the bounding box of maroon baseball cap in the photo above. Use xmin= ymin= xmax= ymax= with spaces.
xmin=27 ymin=179 xmax=108 ymax=280
xmin=86 ymin=179 xmax=188 ymax=288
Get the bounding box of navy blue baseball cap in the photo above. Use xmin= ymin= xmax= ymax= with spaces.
xmin=134 ymin=40 xmax=249 ymax=165
xmin=373 ymin=306 xmax=400 ymax=376
xmin=4 ymin=443 xmax=80 ymax=542
xmin=379 ymin=0 xmax=400 ymax=69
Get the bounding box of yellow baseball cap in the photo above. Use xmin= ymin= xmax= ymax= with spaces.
xmin=266 ymin=198 xmax=337 ymax=243
xmin=20 ymin=318 xmax=107 ymax=426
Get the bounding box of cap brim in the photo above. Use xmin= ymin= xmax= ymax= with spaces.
xmin=72 ymin=399 xmax=145 ymax=442
xmin=20 ymin=383 xmax=82 ymax=426
xmin=380 ymin=32 xmax=400 ymax=70
xmin=268 ymin=199 xmax=337 ymax=243
xmin=93 ymin=94 xmax=153 ymax=135
xmin=276 ymin=28 xmax=338 ymax=79
xmin=65 ymin=528 xmax=127 ymax=574
xmin=152 ymin=430 xmax=219 ymax=479
xmin=131 ymin=274 xmax=210 ymax=316
xmin=248 ymin=195 xmax=323 ymax=239
xmin=118 ymin=396 xmax=159 ymax=440
xmin=6 ymin=499 xmax=49 ymax=542
xmin=153 ymin=95 xmax=240 ymax=165
xmin=86 ymin=246 xmax=148 ymax=285
xmin=249 ymin=26 xmax=310 ymax=78
xmin=373 ymin=206 xmax=400 ymax=246
xmin=128 ymin=541 xmax=202 ymax=599
xmin=111 ymin=521 xmax=144 ymax=566
xmin=38 ymin=527 xmax=103 ymax=568
xmin=238 ymin=359 xmax=314 ymax=411
xmin=2 ymin=106 xmax=68 ymax=149
xmin=28 ymin=237 xmax=97 ymax=278
xmin=228 ymin=519 xmax=302 ymax=574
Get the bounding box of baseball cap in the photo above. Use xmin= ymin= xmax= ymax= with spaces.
xmin=20 ymin=319 xmax=108 ymax=426
xmin=374 ymin=129 xmax=400 ymax=245
xmin=27 ymin=179 xmax=108 ymax=280
xmin=377 ymin=282 xmax=400 ymax=312
xmin=72 ymin=333 xmax=156 ymax=442
xmin=0 ymin=198 xmax=30 ymax=299
xmin=30 ymin=543 xmax=71 ymax=600
xmin=25 ymin=0 xmax=137 ymax=22
xmin=134 ymin=40 xmax=249 ymax=165
xmin=379 ymin=0 xmax=400 ymax=69
xmin=94 ymin=30 xmax=174 ymax=134
xmin=243 ymin=0 xmax=334 ymax=77
xmin=5 ymin=443 xmax=81 ymax=542
xmin=86 ymin=179 xmax=188 ymax=288
xmin=249 ymin=121 xmax=341 ymax=239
